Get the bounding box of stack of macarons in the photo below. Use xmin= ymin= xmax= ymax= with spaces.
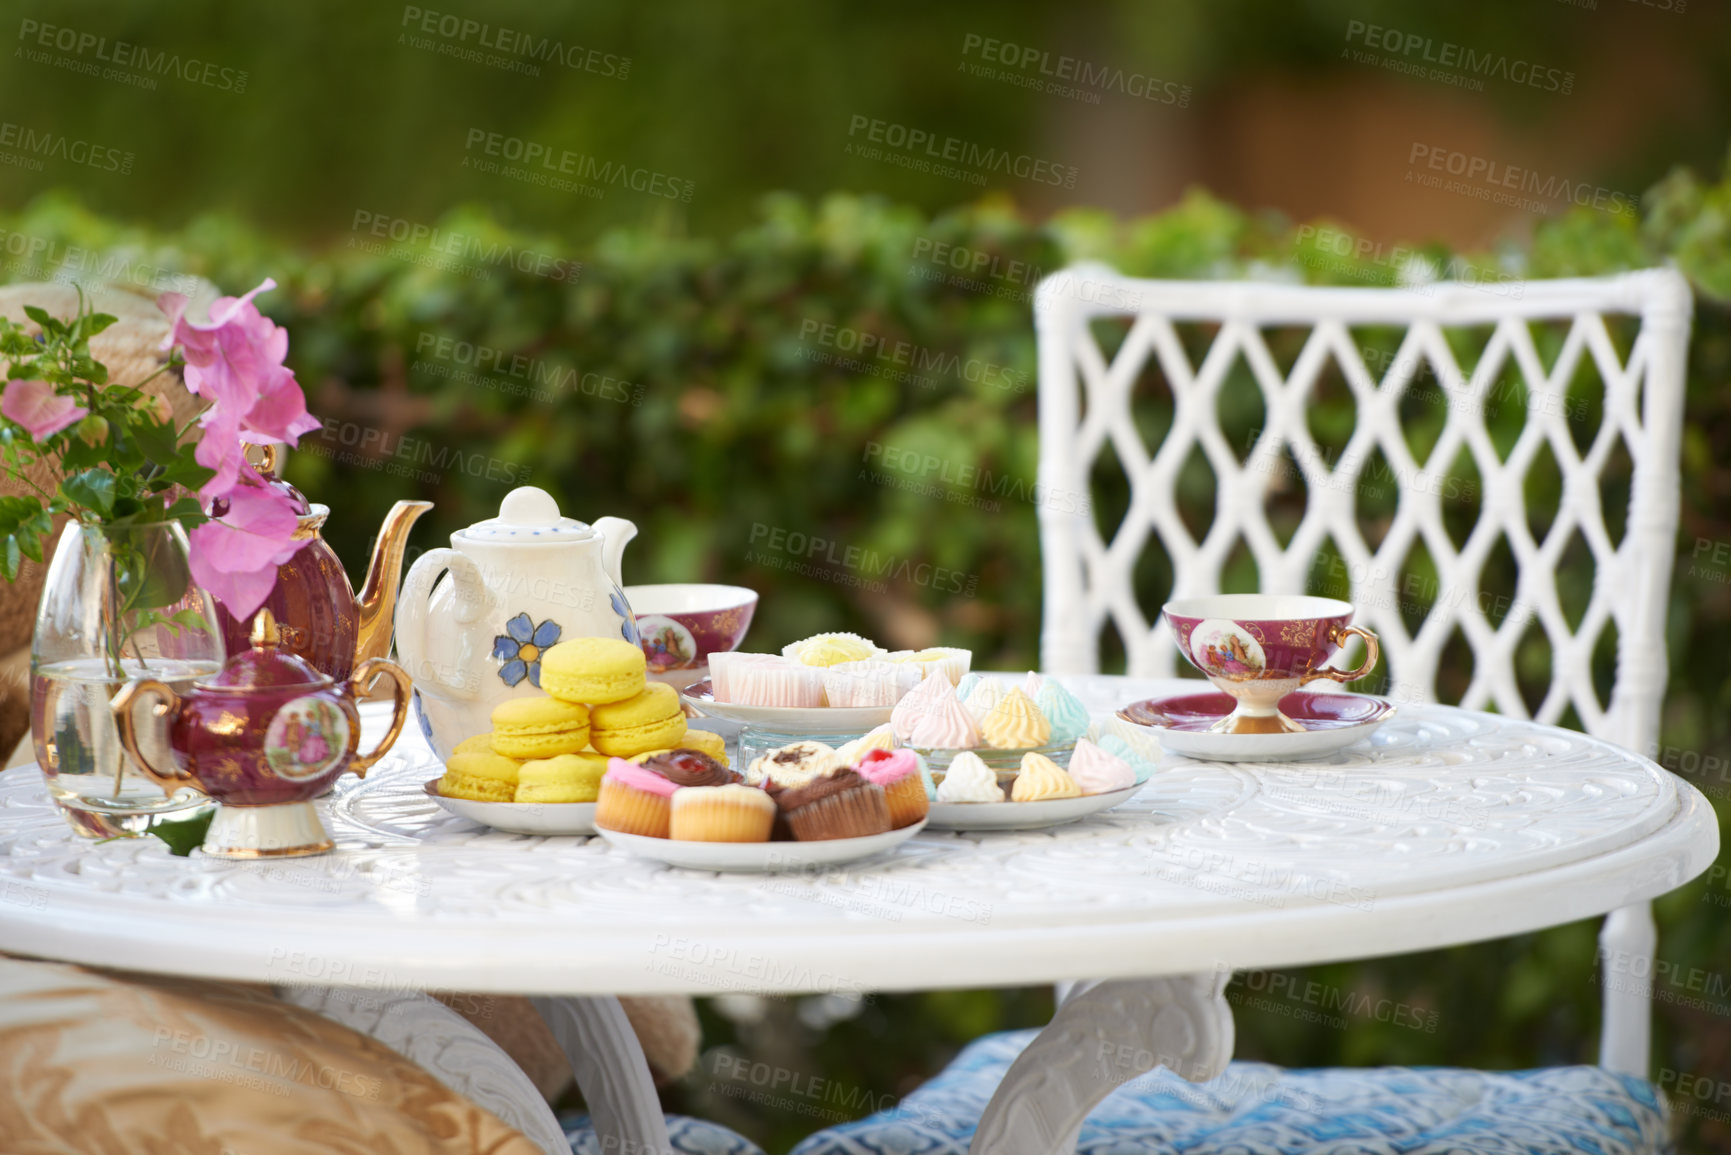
xmin=593 ymin=737 xmax=931 ymax=844
xmin=436 ymin=636 xmax=727 ymax=805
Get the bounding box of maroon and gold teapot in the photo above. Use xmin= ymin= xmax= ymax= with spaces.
xmin=112 ymin=609 xmax=411 ymax=858
xmin=214 ymin=449 xmax=431 ymax=682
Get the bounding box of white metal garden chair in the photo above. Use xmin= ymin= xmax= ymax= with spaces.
xmin=794 ymin=265 xmax=1692 ymax=1155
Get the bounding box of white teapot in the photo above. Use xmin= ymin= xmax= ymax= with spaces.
xmin=395 ymin=486 xmax=638 ymax=760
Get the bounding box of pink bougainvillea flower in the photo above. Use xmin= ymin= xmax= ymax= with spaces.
xmin=187 ymin=482 xmax=308 ymax=619
xmin=158 ymin=279 xmax=320 ymax=499
xmin=239 ymin=362 xmax=320 ymax=445
xmin=1 ymin=378 xmax=88 ymax=441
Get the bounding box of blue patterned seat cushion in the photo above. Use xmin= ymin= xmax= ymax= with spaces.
xmin=563 ymin=1112 xmax=765 ymax=1155
xmin=790 ymin=1030 xmax=1671 ymax=1155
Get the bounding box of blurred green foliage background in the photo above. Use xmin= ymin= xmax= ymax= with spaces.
xmin=3 ymin=1 xmax=1731 ymax=1151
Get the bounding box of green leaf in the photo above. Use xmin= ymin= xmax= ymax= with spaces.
xmin=61 ymin=469 xmax=117 ymax=517
xmin=84 ymin=313 xmax=117 ymax=337
xmin=136 ymin=608 xmax=184 ymax=638
xmin=164 ymin=495 xmax=206 ymax=524
xmin=21 ymin=306 xmax=52 ymax=330
xmin=112 ymin=529 xmax=193 ymax=612
xmin=171 ymin=608 xmax=211 ymax=633
xmin=131 ymin=418 xmax=181 ymax=465
xmin=147 ymin=810 xmax=214 ymax=857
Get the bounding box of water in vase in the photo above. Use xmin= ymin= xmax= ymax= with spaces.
xmin=30 ymin=656 xmax=221 ymax=838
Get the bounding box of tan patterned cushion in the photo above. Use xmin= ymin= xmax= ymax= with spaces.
xmin=0 ymin=955 xmax=543 ymax=1154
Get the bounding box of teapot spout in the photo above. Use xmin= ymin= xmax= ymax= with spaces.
xmin=592 ymin=516 xmax=637 ymax=589
xmin=355 ymin=500 xmax=434 ymax=669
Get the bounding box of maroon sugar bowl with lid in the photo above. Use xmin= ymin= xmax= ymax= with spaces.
xmin=112 ymin=608 xmax=412 ymax=858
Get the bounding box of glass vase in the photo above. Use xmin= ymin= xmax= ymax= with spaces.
xmin=29 ymin=521 xmax=226 ymax=838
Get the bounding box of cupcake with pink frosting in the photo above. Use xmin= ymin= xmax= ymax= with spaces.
xmin=853 ymin=747 xmax=930 ymax=828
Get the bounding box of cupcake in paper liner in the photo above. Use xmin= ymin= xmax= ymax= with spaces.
xmin=884 ymin=646 xmax=972 ymax=686
xmin=745 ymin=740 xmax=844 ymax=790
xmin=712 ymin=653 xmax=826 ymax=707
xmin=595 ymin=758 xmax=679 ymax=837
xmin=822 ymin=659 xmax=923 ymax=708
xmin=853 ymin=747 xmax=930 ymax=828
xmin=775 ymin=769 xmax=892 ymax=840
xmin=782 ymin=632 xmax=885 ymax=667
xmin=669 ymin=783 xmax=775 ymax=842
xmin=710 ymin=653 xmax=788 ymax=701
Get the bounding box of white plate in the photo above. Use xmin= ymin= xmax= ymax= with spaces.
xmin=1147 ymin=726 xmax=1376 ymax=762
xmin=926 ymin=785 xmax=1141 ymax=831
xmin=595 ymin=820 xmax=925 ymax=872
xmin=681 ymin=678 xmax=892 ymax=735
xmin=423 ymin=780 xmax=596 ymax=836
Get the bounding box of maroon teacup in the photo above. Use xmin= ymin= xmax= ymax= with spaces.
xmin=624 ymin=583 xmax=758 ymax=688
xmin=1162 ymin=594 xmax=1378 ymax=735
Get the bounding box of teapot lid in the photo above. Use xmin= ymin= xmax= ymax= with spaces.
xmin=201 ymin=608 xmax=332 ymax=691
xmin=456 ymin=487 xmax=596 ymax=543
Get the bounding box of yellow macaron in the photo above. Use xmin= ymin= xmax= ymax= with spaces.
xmin=438 ymin=752 xmax=521 ymax=802
xmin=490 ymin=696 xmax=591 ymax=759
xmin=540 ymin=637 xmax=648 ymax=705
xmin=452 ymin=733 xmax=496 ymax=756
xmin=514 ymin=752 xmax=608 ymax=803
xmin=588 ymin=682 xmax=687 ymax=756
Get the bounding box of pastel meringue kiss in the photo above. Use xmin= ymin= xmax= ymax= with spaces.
xmin=891 ymin=672 xmax=960 ymax=743
xmin=1065 ymin=738 xmax=1136 ymax=794
xmin=959 ymin=675 xmax=1008 ymax=726
xmin=904 ymin=695 xmax=982 ymax=749
xmin=979 ymin=686 xmax=1052 ymax=749
xmin=1035 ymin=678 xmax=1090 ymax=746
xmin=935 ymin=750 xmax=1004 ymax=803
xmin=1010 ymin=752 xmax=1082 ymax=802
xmin=835 ymin=722 xmax=898 ymax=765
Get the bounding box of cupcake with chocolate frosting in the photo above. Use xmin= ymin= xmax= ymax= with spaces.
xmin=640 ymin=748 xmax=742 ymax=789
xmin=775 ymin=769 xmax=892 ymax=841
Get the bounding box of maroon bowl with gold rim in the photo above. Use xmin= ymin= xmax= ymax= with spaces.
xmin=625 ymin=583 xmax=758 ymax=685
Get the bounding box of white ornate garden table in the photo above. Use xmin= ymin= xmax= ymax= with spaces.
xmin=0 ymin=675 xmax=1718 ymax=1155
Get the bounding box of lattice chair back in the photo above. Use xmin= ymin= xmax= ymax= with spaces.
xmin=1035 ymin=265 xmax=1690 ymax=756
xmin=1034 ymin=265 xmax=1692 ymax=1078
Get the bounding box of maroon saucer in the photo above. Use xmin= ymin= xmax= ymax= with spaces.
xmin=1121 ymin=690 xmax=1394 ymax=733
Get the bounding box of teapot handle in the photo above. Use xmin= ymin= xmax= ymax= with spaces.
xmin=110 ymin=680 xmax=199 ymax=798
xmin=346 ymin=658 xmax=413 ymax=779
xmin=395 ymin=547 xmax=492 ymax=701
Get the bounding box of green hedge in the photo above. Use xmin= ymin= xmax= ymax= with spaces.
xmin=3 ymin=155 xmax=1730 ymax=1151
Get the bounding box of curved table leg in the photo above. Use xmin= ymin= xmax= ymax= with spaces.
xmin=279 ymin=985 xmax=571 ymax=1155
xmin=532 ymin=995 xmax=672 ymax=1155
xmin=971 ymin=971 xmax=1235 ymax=1155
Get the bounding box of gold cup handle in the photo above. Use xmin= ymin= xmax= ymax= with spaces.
xmin=1305 ymin=625 xmax=1380 ymax=684
xmin=110 ymin=679 xmax=198 ymax=798
xmin=347 ymin=658 xmax=413 ymax=778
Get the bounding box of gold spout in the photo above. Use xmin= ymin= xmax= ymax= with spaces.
xmin=354 ymin=500 xmax=434 ymax=669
